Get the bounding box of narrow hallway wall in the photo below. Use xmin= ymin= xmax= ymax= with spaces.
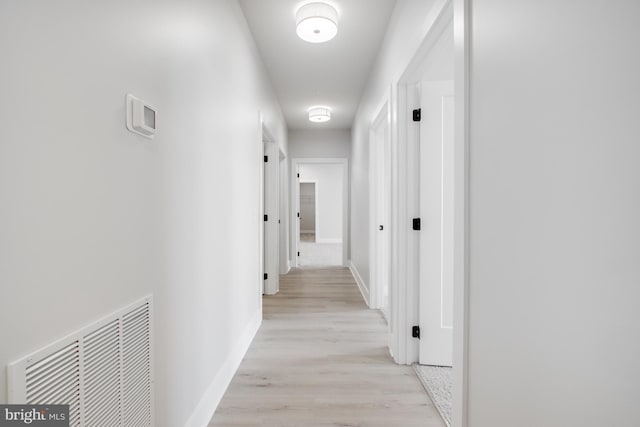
xmin=0 ymin=1 xmax=286 ymax=426
xmin=288 ymin=129 xmax=351 ymax=159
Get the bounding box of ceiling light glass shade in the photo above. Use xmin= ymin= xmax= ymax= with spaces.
xmin=296 ymin=2 xmax=338 ymax=43
xmin=308 ymin=107 xmax=331 ymax=123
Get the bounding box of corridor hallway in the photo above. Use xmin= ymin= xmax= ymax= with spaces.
xmin=209 ymin=267 xmax=445 ymax=426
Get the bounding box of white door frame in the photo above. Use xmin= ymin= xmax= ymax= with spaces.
xmin=389 ymin=0 xmax=470 ymax=426
xmin=369 ymin=95 xmax=392 ymax=318
xmin=290 ymin=158 xmax=349 ymax=268
xmin=262 ymin=121 xmax=279 ymax=295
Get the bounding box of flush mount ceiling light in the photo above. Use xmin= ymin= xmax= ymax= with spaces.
xmin=308 ymin=106 xmax=331 ymax=123
xmin=296 ymin=2 xmax=339 ymax=43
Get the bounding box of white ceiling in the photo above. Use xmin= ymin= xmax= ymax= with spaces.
xmin=239 ymin=0 xmax=397 ymax=130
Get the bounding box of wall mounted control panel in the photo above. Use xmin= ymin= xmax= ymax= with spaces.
xmin=126 ymin=94 xmax=157 ymax=138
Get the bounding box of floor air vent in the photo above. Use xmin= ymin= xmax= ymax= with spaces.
xmin=8 ymin=296 xmax=153 ymax=426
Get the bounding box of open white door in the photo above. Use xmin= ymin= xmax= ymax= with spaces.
xmin=262 ymin=143 xmax=267 ymax=295
xmin=419 ymin=80 xmax=454 ymax=366
xmin=370 ymin=101 xmax=391 ymax=317
xmin=293 ymin=163 xmax=301 ymax=267
xmin=376 ymin=120 xmax=391 ymax=318
xmin=263 ymin=141 xmax=280 ymax=294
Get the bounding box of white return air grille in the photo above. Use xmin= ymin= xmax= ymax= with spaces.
xmin=8 ymin=296 xmax=153 ymax=426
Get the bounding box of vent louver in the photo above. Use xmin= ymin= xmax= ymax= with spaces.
xmin=8 ymin=297 xmax=153 ymax=427
xmin=83 ymin=320 xmax=121 ymax=426
xmin=26 ymin=342 xmax=81 ymax=426
xmin=122 ymin=305 xmax=152 ymax=427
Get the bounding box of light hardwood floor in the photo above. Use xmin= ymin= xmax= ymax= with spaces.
xmin=209 ymin=267 xmax=446 ymax=427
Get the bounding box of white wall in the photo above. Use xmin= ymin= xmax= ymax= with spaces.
xmin=299 ymin=164 xmax=343 ymax=243
xmin=350 ymin=0 xmax=439 ymax=294
xmin=0 ymin=1 xmax=286 ymax=426
xmin=466 ymin=0 xmax=640 ymax=425
xmin=289 ymin=129 xmax=351 ymax=159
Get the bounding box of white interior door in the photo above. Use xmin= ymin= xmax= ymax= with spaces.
xmin=294 ymin=164 xmax=300 ymax=267
xmin=262 ymin=143 xmax=268 ymax=295
xmin=371 ymin=105 xmax=391 ymax=318
xmin=377 ymin=124 xmax=391 ymax=318
xmin=263 ymin=142 xmax=280 ymax=294
xmin=419 ymin=80 xmax=454 ymax=366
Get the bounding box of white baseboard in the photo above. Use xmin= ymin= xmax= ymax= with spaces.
xmin=348 ymin=260 xmax=370 ymax=307
xmin=184 ymin=309 xmax=262 ymax=427
xmin=316 ymin=238 xmax=343 ymax=244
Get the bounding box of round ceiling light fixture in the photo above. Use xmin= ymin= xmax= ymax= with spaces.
xmin=308 ymin=106 xmax=331 ymax=123
xmin=296 ymin=2 xmax=339 ymax=43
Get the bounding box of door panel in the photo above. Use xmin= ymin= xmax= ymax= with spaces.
xmin=378 ymin=122 xmax=391 ymax=318
xmin=419 ymin=80 xmax=454 ymax=366
xmin=371 ymin=105 xmax=391 ymax=318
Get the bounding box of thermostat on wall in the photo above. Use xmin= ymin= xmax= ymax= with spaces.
xmin=126 ymin=94 xmax=157 ymax=138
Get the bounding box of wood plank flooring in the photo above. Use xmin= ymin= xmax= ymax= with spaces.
xmin=208 ymin=267 xmax=446 ymax=427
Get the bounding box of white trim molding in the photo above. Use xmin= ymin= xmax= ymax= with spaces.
xmin=348 ymin=260 xmax=370 ymax=307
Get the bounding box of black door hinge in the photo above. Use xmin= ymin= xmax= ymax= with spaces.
xmin=264 ymin=214 xmax=268 ymax=221
xmin=412 ymin=326 xmax=420 ymax=339
xmin=413 ymin=218 xmax=421 ymax=230
xmin=297 ymin=212 xmax=300 ymax=218
xmin=379 ymin=225 xmax=383 ymax=231
xmin=264 ymin=273 xmax=268 ymax=280
xmin=278 ymin=219 xmax=281 ymax=224
xmin=264 ymin=155 xmax=268 ymax=162
xmin=297 ymin=251 xmax=300 ymax=257
xmin=413 ymin=108 xmax=421 ymax=122
xmin=297 ymin=173 xmax=300 ymax=178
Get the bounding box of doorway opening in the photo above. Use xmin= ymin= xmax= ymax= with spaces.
xmin=298 ymin=165 xmax=341 ymax=267
xmin=299 ymin=182 xmax=317 ymax=242
xmin=292 ymin=158 xmax=349 ymax=268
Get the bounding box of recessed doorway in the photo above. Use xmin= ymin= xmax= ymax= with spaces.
xmin=292 ymin=159 xmax=348 ymax=268
xmin=299 ymin=182 xmax=317 ymax=242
